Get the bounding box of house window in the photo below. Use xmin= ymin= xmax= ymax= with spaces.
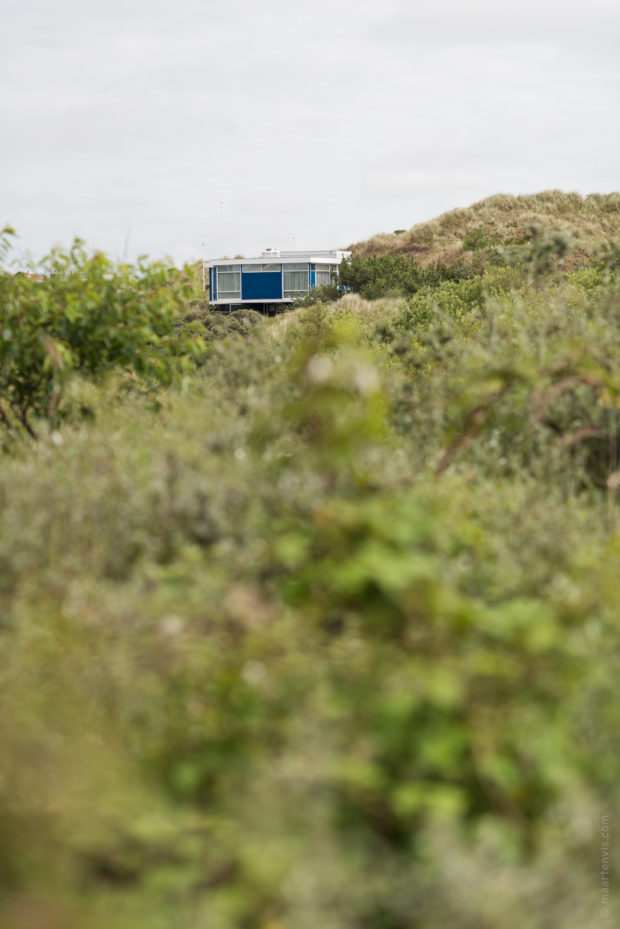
xmin=217 ymin=265 xmax=241 ymax=300
xmin=242 ymin=264 xmax=281 ymax=273
xmin=315 ymin=266 xmax=332 ymax=287
xmin=283 ymin=263 xmax=309 ymax=298
xmin=312 ymin=264 xmax=338 ymax=287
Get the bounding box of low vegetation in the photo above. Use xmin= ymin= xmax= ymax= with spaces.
xmin=349 ymin=189 xmax=620 ymax=270
xmin=0 ymin=197 xmax=619 ymax=929
xmin=0 ymin=230 xmax=206 ymax=442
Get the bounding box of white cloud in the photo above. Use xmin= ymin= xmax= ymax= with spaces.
xmin=1 ymin=0 xmax=618 ymax=265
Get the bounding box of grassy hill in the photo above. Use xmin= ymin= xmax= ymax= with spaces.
xmin=349 ymin=189 xmax=620 ymax=269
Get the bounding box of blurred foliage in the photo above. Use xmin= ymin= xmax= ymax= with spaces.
xmin=0 ymin=231 xmax=619 ymax=928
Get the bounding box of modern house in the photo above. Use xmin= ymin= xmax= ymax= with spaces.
xmin=204 ymin=249 xmax=350 ymax=312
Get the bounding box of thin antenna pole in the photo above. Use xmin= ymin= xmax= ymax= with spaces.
xmin=220 ymin=201 xmax=224 ymax=257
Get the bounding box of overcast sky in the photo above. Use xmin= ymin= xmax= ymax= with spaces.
xmin=2 ymin=0 xmax=619 ymax=266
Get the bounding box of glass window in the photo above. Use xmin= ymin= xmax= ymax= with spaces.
xmin=315 ymin=269 xmax=332 ymax=287
xmin=217 ymin=266 xmax=241 ymax=300
xmin=283 ymin=264 xmax=309 ymax=297
xmin=312 ymin=264 xmax=338 ymax=274
xmin=242 ymin=264 xmax=281 ymax=273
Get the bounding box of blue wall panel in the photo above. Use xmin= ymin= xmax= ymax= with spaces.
xmin=241 ymin=271 xmax=282 ymax=300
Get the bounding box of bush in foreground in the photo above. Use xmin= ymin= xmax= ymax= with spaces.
xmin=0 ymin=247 xmax=618 ymax=928
xmin=0 ymin=229 xmax=205 ymax=440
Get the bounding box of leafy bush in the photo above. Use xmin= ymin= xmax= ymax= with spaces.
xmin=292 ymin=283 xmax=341 ymax=307
xmin=462 ymin=226 xmax=501 ymax=251
xmin=338 ymin=254 xmax=470 ymax=299
xmin=0 ymin=234 xmax=619 ymax=929
xmin=0 ymin=230 xmax=205 ymax=439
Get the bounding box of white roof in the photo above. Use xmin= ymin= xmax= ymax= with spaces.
xmin=205 ymin=249 xmax=350 ymax=268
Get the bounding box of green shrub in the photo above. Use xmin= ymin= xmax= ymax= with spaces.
xmin=0 ymin=231 xmax=205 ymax=439
xmin=292 ymin=283 xmax=341 ymax=307
xmin=462 ymin=226 xmax=501 ymax=251
xmin=338 ymin=254 xmax=469 ymax=300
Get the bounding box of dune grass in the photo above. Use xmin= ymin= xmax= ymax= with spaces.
xmin=349 ymin=190 xmax=620 ymax=270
